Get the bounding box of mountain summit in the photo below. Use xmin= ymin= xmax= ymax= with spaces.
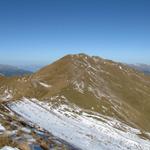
xmin=0 ymin=54 xmax=150 ymax=149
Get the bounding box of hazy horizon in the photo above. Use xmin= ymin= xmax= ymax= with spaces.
xmin=0 ymin=52 xmax=150 ymax=67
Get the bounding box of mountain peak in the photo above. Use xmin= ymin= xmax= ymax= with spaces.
xmin=71 ymin=53 xmax=90 ymax=58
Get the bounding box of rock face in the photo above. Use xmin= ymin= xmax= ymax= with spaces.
xmin=0 ymin=54 xmax=150 ymax=148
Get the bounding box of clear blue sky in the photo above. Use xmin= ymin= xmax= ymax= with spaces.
xmin=0 ymin=0 xmax=150 ymax=65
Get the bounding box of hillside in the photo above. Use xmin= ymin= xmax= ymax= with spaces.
xmin=0 ymin=54 xmax=150 ymax=149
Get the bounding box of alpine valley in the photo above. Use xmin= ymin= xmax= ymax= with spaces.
xmin=0 ymin=54 xmax=150 ymax=150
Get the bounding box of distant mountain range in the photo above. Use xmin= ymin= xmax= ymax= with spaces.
xmin=18 ymin=64 xmax=44 ymax=72
xmin=129 ymin=64 xmax=150 ymax=75
xmin=0 ymin=64 xmax=32 ymax=77
xmin=1 ymin=62 xmax=150 ymax=77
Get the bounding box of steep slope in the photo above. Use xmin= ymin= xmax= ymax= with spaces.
xmin=0 ymin=64 xmax=32 ymax=77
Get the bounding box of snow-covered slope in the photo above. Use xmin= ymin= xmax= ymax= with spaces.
xmin=9 ymin=97 xmax=150 ymax=150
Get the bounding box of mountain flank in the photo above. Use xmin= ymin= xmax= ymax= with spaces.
xmin=0 ymin=54 xmax=150 ymax=133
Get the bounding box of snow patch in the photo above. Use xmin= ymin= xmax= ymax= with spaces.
xmin=0 ymin=147 xmax=19 ymax=150
xmin=39 ymin=82 xmax=52 ymax=88
xmin=73 ymin=80 xmax=84 ymax=93
xmin=0 ymin=89 xmax=13 ymax=101
xmin=0 ymin=123 xmax=5 ymax=133
xmin=119 ymin=66 xmax=122 ymax=70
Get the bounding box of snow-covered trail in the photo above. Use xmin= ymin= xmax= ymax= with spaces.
xmin=8 ymin=98 xmax=150 ymax=150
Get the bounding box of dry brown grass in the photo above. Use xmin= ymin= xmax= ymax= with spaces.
xmin=0 ymin=135 xmax=16 ymax=148
xmin=18 ymin=143 xmax=30 ymax=150
xmin=37 ymin=138 xmax=49 ymax=150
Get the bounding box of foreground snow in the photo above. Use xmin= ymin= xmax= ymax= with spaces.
xmin=0 ymin=146 xmax=19 ymax=150
xmin=9 ymin=97 xmax=150 ymax=150
xmin=0 ymin=123 xmax=5 ymax=132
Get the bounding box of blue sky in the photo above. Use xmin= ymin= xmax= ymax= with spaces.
xmin=0 ymin=0 xmax=150 ymax=65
